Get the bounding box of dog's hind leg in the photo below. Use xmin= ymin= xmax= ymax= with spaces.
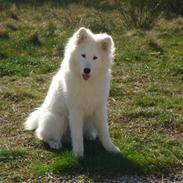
xmin=36 ymin=111 xmax=67 ymax=149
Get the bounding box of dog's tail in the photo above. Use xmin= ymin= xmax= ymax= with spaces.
xmin=24 ymin=109 xmax=40 ymax=130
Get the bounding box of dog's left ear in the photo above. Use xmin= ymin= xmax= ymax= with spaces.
xmin=99 ymin=35 xmax=114 ymax=53
xmin=76 ymin=27 xmax=88 ymax=44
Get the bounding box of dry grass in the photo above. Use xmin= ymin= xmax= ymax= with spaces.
xmin=8 ymin=4 xmax=18 ymax=20
xmin=0 ymin=26 xmax=9 ymax=38
xmin=5 ymin=19 xmax=19 ymax=31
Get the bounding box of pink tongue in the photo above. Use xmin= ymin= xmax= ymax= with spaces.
xmin=82 ymin=74 xmax=90 ymax=80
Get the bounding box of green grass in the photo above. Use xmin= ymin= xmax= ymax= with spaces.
xmin=31 ymin=141 xmax=142 ymax=176
xmin=0 ymin=149 xmax=27 ymax=161
xmin=0 ymin=2 xmax=183 ymax=182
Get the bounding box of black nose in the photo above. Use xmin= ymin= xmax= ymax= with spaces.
xmin=84 ymin=68 xmax=91 ymax=74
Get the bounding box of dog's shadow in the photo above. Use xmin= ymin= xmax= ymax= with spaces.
xmin=42 ymin=139 xmax=143 ymax=177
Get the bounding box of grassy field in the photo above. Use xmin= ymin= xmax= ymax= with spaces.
xmin=0 ymin=2 xmax=183 ymax=182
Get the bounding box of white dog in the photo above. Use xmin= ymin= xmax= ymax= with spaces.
xmin=24 ymin=27 xmax=120 ymax=156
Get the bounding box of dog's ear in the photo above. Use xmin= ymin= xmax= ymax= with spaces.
xmin=99 ymin=35 xmax=114 ymax=53
xmin=76 ymin=27 xmax=88 ymax=44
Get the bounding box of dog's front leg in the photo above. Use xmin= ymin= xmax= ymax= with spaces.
xmin=94 ymin=105 xmax=120 ymax=153
xmin=69 ymin=109 xmax=84 ymax=157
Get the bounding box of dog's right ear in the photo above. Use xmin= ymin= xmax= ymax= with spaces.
xmin=76 ymin=27 xmax=88 ymax=44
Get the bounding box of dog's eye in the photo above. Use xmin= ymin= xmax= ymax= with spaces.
xmin=93 ymin=56 xmax=98 ymax=60
xmin=81 ymin=54 xmax=86 ymax=58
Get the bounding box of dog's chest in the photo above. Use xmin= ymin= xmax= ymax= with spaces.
xmin=68 ymin=80 xmax=108 ymax=115
xmin=77 ymin=84 xmax=101 ymax=106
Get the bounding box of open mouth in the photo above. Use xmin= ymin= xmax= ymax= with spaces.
xmin=82 ymin=74 xmax=90 ymax=80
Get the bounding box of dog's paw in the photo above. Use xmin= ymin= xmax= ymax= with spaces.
xmin=73 ymin=150 xmax=84 ymax=157
xmin=85 ymin=131 xmax=97 ymax=141
xmin=106 ymin=144 xmax=121 ymax=154
xmin=111 ymin=145 xmax=121 ymax=153
xmin=73 ymin=146 xmax=84 ymax=157
xmin=47 ymin=140 xmax=62 ymax=149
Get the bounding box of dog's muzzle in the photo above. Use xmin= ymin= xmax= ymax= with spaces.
xmin=82 ymin=68 xmax=91 ymax=80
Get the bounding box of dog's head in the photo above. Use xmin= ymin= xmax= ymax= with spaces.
xmin=65 ymin=27 xmax=115 ymax=81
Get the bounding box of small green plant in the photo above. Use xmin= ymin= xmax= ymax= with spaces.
xmin=46 ymin=22 xmax=56 ymax=37
xmin=0 ymin=149 xmax=26 ymax=161
xmin=8 ymin=3 xmax=18 ymax=20
xmin=0 ymin=27 xmax=9 ymax=39
xmin=28 ymin=32 xmax=41 ymax=46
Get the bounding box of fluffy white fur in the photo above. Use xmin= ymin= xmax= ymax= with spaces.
xmin=24 ymin=27 xmax=120 ymax=156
